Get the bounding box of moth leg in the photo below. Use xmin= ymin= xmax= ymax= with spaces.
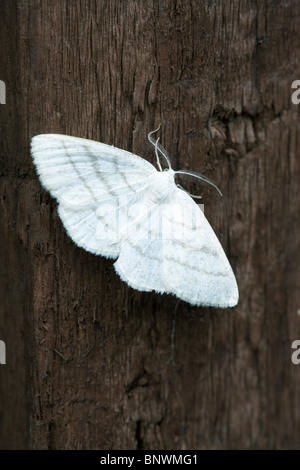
xmin=176 ymin=183 xmax=202 ymax=199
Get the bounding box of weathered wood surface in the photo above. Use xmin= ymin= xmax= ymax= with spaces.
xmin=0 ymin=0 xmax=300 ymax=449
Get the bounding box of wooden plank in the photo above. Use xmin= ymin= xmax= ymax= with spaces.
xmin=0 ymin=0 xmax=300 ymax=449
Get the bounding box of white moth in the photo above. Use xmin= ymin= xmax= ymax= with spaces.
xmin=30 ymin=130 xmax=239 ymax=308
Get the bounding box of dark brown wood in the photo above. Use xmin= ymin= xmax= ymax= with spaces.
xmin=1 ymin=0 xmax=300 ymax=450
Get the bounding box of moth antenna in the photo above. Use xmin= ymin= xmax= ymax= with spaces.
xmin=175 ymin=170 xmax=223 ymax=196
xmin=148 ymin=126 xmax=172 ymax=170
xmin=154 ymin=137 xmax=163 ymax=172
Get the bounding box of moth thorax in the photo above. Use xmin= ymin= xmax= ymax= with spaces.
xmin=148 ymin=170 xmax=175 ymax=203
